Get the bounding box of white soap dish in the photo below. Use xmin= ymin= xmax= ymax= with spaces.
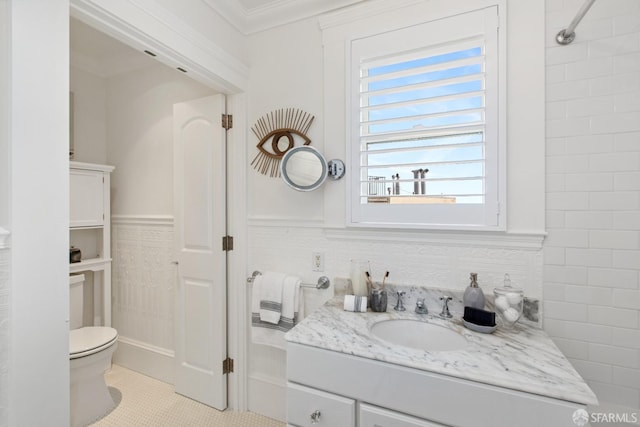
xmin=463 ymin=319 xmax=497 ymax=334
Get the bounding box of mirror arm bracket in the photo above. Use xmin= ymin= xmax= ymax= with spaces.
xmin=328 ymin=159 xmax=346 ymax=180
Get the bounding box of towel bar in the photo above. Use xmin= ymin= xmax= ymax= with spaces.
xmin=247 ymin=270 xmax=330 ymax=290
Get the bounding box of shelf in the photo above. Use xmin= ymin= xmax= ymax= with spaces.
xmin=70 ymin=224 xmax=105 ymax=230
xmin=70 ymin=161 xmax=115 ymax=173
xmin=69 ymin=257 xmax=112 ymax=273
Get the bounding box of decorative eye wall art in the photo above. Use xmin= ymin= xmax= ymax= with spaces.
xmin=251 ymin=108 xmax=315 ymax=177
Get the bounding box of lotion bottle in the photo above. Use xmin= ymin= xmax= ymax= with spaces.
xmin=463 ymin=272 xmax=485 ymax=309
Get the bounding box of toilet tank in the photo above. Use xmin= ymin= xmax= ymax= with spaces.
xmin=69 ymin=274 xmax=85 ymax=330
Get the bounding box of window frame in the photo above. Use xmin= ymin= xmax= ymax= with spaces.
xmin=347 ymin=6 xmax=506 ymax=231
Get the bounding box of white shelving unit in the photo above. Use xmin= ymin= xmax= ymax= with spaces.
xmin=69 ymin=161 xmax=115 ymax=326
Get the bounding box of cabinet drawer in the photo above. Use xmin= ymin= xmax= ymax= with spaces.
xmin=287 ymin=382 xmax=356 ymax=427
xmin=360 ymin=403 xmax=450 ymax=427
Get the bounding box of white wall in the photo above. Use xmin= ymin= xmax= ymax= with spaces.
xmin=543 ymin=0 xmax=640 ymax=413
xmin=6 ymin=1 xmax=70 ymax=426
xmin=247 ymin=17 xmax=325 ymax=222
xmin=246 ymin=18 xmax=327 ymax=420
xmin=106 ymin=63 xmax=215 ymax=216
xmin=246 ymin=0 xmax=545 ymax=421
xmin=0 ymin=5 xmax=9 ymax=423
xmin=70 ymin=66 xmax=107 ymax=164
xmin=0 ymin=0 xmax=9 ymax=227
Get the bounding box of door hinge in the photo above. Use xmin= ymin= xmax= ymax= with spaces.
xmin=222 ymin=357 xmax=234 ymax=374
xmin=222 ymin=114 xmax=233 ymax=130
xmin=222 ymin=235 xmax=234 ymax=251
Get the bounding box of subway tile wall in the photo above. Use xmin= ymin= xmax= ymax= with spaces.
xmin=544 ymin=0 xmax=640 ymax=410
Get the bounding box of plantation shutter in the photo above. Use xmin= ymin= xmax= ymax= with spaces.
xmin=349 ymin=6 xmax=502 ymax=229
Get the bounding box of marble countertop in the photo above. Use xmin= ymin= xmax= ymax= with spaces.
xmin=285 ymin=294 xmax=598 ymax=406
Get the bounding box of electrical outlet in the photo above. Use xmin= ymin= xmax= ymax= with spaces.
xmin=312 ymin=252 xmax=324 ymax=272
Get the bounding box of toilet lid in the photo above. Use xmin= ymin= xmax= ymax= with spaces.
xmin=69 ymin=327 xmax=118 ymax=359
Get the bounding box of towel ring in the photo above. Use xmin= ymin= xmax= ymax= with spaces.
xmin=247 ymin=271 xmax=330 ymax=290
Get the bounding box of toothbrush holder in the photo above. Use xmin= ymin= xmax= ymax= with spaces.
xmin=370 ymin=289 xmax=388 ymax=312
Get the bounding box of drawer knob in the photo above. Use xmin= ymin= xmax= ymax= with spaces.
xmin=310 ymin=409 xmax=321 ymax=424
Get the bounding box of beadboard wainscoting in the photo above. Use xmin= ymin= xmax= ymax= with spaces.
xmin=0 ymin=230 xmax=9 ymax=425
xmin=247 ymin=220 xmax=545 ymax=422
xmin=111 ymin=215 xmax=175 ymax=384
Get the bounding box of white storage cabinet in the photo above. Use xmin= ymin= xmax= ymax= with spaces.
xmin=69 ymin=161 xmax=115 ymax=326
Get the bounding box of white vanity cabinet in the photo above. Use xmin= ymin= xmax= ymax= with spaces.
xmin=287 ymin=342 xmax=585 ymax=427
xmin=69 ymin=161 xmax=115 ymax=326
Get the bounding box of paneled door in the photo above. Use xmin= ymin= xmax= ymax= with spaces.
xmin=173 ymin=94 xmax=228 ymax=409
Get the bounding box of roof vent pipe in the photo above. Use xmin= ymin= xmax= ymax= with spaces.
xmin=420 ymin=169 xmax=429 ymax=195
xmin=394 ymin=173 xmax=400 ymax=195
xmin=412 ymin=170 xmax=420 ymax=194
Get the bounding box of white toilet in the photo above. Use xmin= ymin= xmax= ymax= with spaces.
xmin=69 ymin=274 xmax=118 ymax=427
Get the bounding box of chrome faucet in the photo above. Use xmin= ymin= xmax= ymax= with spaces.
xmin=415 ymin=298 xmax=428 ymax=314
xmin=439 ymin=296 xmax=453 ymax=318
xmin=394 ymin=291 xmax=406 ymax=311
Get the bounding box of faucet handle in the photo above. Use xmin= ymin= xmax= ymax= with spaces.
xmin=415 ymin=298 xmax=428 ymax=314
xmin=394 ymin=291 xmax=406 ymax=311
xmin=439 ymin=296 xmax=453 ymax=318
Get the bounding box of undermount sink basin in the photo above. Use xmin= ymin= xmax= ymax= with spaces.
xmin=370 ymin=319 xmax=469 ymax=351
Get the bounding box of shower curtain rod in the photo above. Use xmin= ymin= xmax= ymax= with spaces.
xmin=556 ymin=0 xmax=597 ymax=45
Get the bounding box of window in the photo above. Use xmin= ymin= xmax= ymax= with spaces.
xmin=348 ymin=6 xmax=504 ymax=229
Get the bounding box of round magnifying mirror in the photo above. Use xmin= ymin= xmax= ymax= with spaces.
xmin=280 ymin=146 xmax=328 ymax=191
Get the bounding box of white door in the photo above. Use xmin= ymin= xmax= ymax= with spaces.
xmin=173 ymin=94 xmax=228 ymax=409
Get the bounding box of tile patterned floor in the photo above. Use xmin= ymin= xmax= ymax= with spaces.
xmin=90 ymin=364 xmax=284 ymax=427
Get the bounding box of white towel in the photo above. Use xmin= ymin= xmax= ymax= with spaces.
xmin=344 ymin=294 xmax=367 ymax=312
xmin=281 ymin=276 xmax=301 ymax=328
xmin=251 ymin=274 xmax=301 ymax=350
xmin=257 ymin=271 xmax=287 ymax=324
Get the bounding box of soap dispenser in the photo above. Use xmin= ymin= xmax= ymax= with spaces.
xmin=463 ymin=272 xmax=485 ymax=309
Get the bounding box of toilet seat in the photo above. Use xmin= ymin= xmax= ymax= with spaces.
xmin=70 ymin=327 xmax=118 ymax=359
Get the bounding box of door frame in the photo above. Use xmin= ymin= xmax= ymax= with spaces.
xmin=70 ymin=0 xmax=249 ymax=410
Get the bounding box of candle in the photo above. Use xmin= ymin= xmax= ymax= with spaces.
xmin=350 ymin=259 xmax=370 ymax=297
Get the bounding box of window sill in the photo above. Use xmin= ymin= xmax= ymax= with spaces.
xmin=324 ymin=226 xmax=546 ymax=250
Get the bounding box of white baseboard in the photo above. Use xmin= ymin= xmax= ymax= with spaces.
xmin=248 ymin=374 xmax=286 ymax=423
xmin=113 ymin=336 xmax=175 ymax=385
